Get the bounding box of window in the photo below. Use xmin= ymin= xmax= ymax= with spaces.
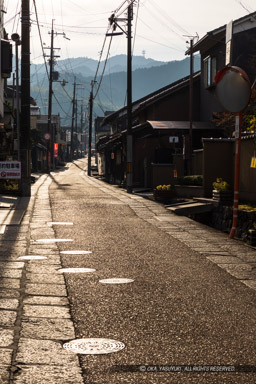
xmin=203 ymin=56 xmax=216 ymax=88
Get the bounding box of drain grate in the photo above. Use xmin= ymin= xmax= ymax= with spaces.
xmin=58 ymin=268 xmax=96 ymax=273
xmin=36 ymin=239 xmax=73 ymax=243
xmin=60 ymin=250 xmax=92 ymax=255
xmin=63 ymin=338 xmax=125 ymax=354
xmin=18 ymin=256 xmax=47 ymax=260
xmin=99 ymin=278 xmax=134 ymax=284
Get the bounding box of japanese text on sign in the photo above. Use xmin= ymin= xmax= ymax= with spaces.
xmin=0 ymin=161 xmax=21 ymax=179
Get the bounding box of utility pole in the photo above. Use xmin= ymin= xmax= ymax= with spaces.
xmin=88 ymin=81 xmax=94 ymax=176
xmin=184 ymin=34 xmax=198 ymax=175
xmin=70 ymin=78 xmax=76 ymax=161
xmin=106 ymin=0 xmax=135 ymax=189
xmin=126 ymin=1 xmax=133 ymax=193
xmin=45 ymin=20 xmax=61 ymax=171
xmin=20 ymin=0 xmax=31 ymax=196
xmin=45 ymin=20 xmax=68 ymax=170
xmin=80 ymin=104 xmax=84 ymax=156
xmin=75 ymin=99 xmax=78 ymax=156
xmin=189 ymin=38 xmax=194 ymax=175
xmin=47 ymin=20 xmax=54 ymax=172
xmin=11 ymin=33 xmax=21 ymax=161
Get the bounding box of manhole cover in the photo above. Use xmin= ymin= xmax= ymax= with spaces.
xmin=18 ymin=256 xmax=48 ymax=260
xmin=36 ymin=239 xmax=73 ymax=243
xmin=63 ymin=338 xmax=125 ymax=354
xmin=60 ymin=250 xmax=92 ymax=255
xmin=47 ymin=222 xmax=73 ymax=226
xmin=99 ymin=278 xmax=134 ymax=284
xmin=58 ymin=268 xmax=96 ymax=273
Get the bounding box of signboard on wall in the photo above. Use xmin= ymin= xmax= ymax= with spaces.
xmin=0 ymin=161 xmax=21 ymax=179
xmin=250 ymin=157 xmax=256 ymax=168
xmin=54 ymin=143 xmax=59 ymax=158
xmin=225 ymin=20 xmax=233 ymax=66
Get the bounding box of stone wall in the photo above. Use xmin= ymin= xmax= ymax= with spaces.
xmin=210 ymin=206 xmax=256 ymax=241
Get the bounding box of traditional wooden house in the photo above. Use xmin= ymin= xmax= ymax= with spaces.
xmin=97 ymin=72 xmax=221 ymax=187
xmin=186 ymin=11 xmax=256 ymax=122
xmin=186 ymin=11 xmax=256 ymax=202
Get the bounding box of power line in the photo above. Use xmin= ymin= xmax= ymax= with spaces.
xmin=32 ymin=0 xmax=49 ymax=80
xmin=93 ymin=35 xmax=113 ymax=99
xmin=149 ymin=0 xmax=191 ymax=36
xmin=137 ymin=32 xmax=185 ymax=52
xmin=132 ymin=0 xmax=140 ymax=54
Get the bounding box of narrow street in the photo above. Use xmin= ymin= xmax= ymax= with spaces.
xmin=0 ymin=159 xmax=256 ymax=383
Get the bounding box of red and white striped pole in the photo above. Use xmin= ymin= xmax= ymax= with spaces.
xmin=229 ymin=112 xmax=242 ymax=239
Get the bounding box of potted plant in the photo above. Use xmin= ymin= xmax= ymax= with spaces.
xmin=153 ymin=184 xmax=175 ymax=201
xmin=212 ymin=178 xmax=232 ymax=204
xmin=247 ymin=222 xmax=256 ymax=246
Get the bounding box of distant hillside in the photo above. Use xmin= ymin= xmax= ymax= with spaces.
xmin=30 ymin=54 xmax=168 ymax=78
xmin=30 ymin=55 xmax=201 ymax=125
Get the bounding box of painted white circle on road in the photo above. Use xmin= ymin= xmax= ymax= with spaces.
xmin=58 ymin=268 xmax=96 ymax=273
xmin=60 ymin=251 xmax=92 ymax=255
xmin=18 ymin=256 xmax=48 ymax=260
xmin=63 ymin=338 xmax=125 ymax=354
xmin=36 ymin=239 xmax=73 ymax=243
xmin=99 ymin=278 xmax=134 ymax=284
xmin=47 ymin=222 xmax=74 ymax=226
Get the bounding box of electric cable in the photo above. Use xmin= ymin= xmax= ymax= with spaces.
xmin=149 ymin=0 xmax=191 ymax=36
xmin=32 ymin=0 xmax=49 ymax=80
xmin=93 ymin=35 xmax=113 ymax=99
xmin=132 ymin=0 xmax=140 ymax=54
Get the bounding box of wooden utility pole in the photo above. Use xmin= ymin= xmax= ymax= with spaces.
xmin=46 ymin=20 xmax=62 ymax=171
xmin=47 ymin=20 xmax=54 ymax=171
xmin=80 ymin=104 xmax=84 ymax=156
xmin=70 ymin=78 xmax=76 ymax=161
xmin=126 ymin=1 xmax=133 ymax=193
xmin=88 ymin=82 xmax=93 ymax=176
xmin=189 ymin=38 xmax=194 ymax=175
xmin=20 ymin=0 xmax=31 ymax=196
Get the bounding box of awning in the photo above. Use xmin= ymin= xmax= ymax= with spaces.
xmin=56 ymin=138 xmax=67 ymax=145
xmin=147 ymin=121 xmax=213 ymax=130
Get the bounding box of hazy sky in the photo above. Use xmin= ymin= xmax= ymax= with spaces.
xmin=5 ymin=0 xmax=256 ymax=63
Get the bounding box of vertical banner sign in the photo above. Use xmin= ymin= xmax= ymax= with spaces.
xmin=54 ymin=143 xmax=58 ymax=158
xmin=225 ymin=20 xmax=233 ymax=66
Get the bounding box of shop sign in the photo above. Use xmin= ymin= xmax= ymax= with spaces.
xmin=0 ymin=161 xmax=21 ymax=179
xmin=54 ymin=143 xmax=59 ymax=158
xmin=250 ymin=157 xmax=256 ymax=168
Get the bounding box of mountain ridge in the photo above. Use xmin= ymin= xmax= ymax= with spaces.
xmin=30 ymin=55 xmax=201 ymax=124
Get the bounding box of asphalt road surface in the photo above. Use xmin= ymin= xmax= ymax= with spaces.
xmin=48 ymin=160 xmax=256 ymax=384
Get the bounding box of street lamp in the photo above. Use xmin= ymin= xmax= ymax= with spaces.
xmin=11 ymin=33 xmax=21 ymax=161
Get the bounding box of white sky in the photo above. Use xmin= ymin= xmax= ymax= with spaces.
xmin=4 ymin=0 xmax=256 ymax=64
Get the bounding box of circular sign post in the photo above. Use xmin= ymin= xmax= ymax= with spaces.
xmin=43 ymin=133 xmax=51 ymax=141
xmin=215 ymin=66 xmax=251 ymax=113
xmin=215 ymin=66 xmax=251 ymax=239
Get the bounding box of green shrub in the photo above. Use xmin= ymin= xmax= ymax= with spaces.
xmin=238 ymin=204 xmax=256 ymax=212
xmin=156 ymin=184 xmax=172 ymax=191
xmin=0 ymin=180 xmax=19 ymax=193
xmin=176 ymin=175 xmax=203 ymax=186
xmin=212 ymin=178 xmax=230 ymax=191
